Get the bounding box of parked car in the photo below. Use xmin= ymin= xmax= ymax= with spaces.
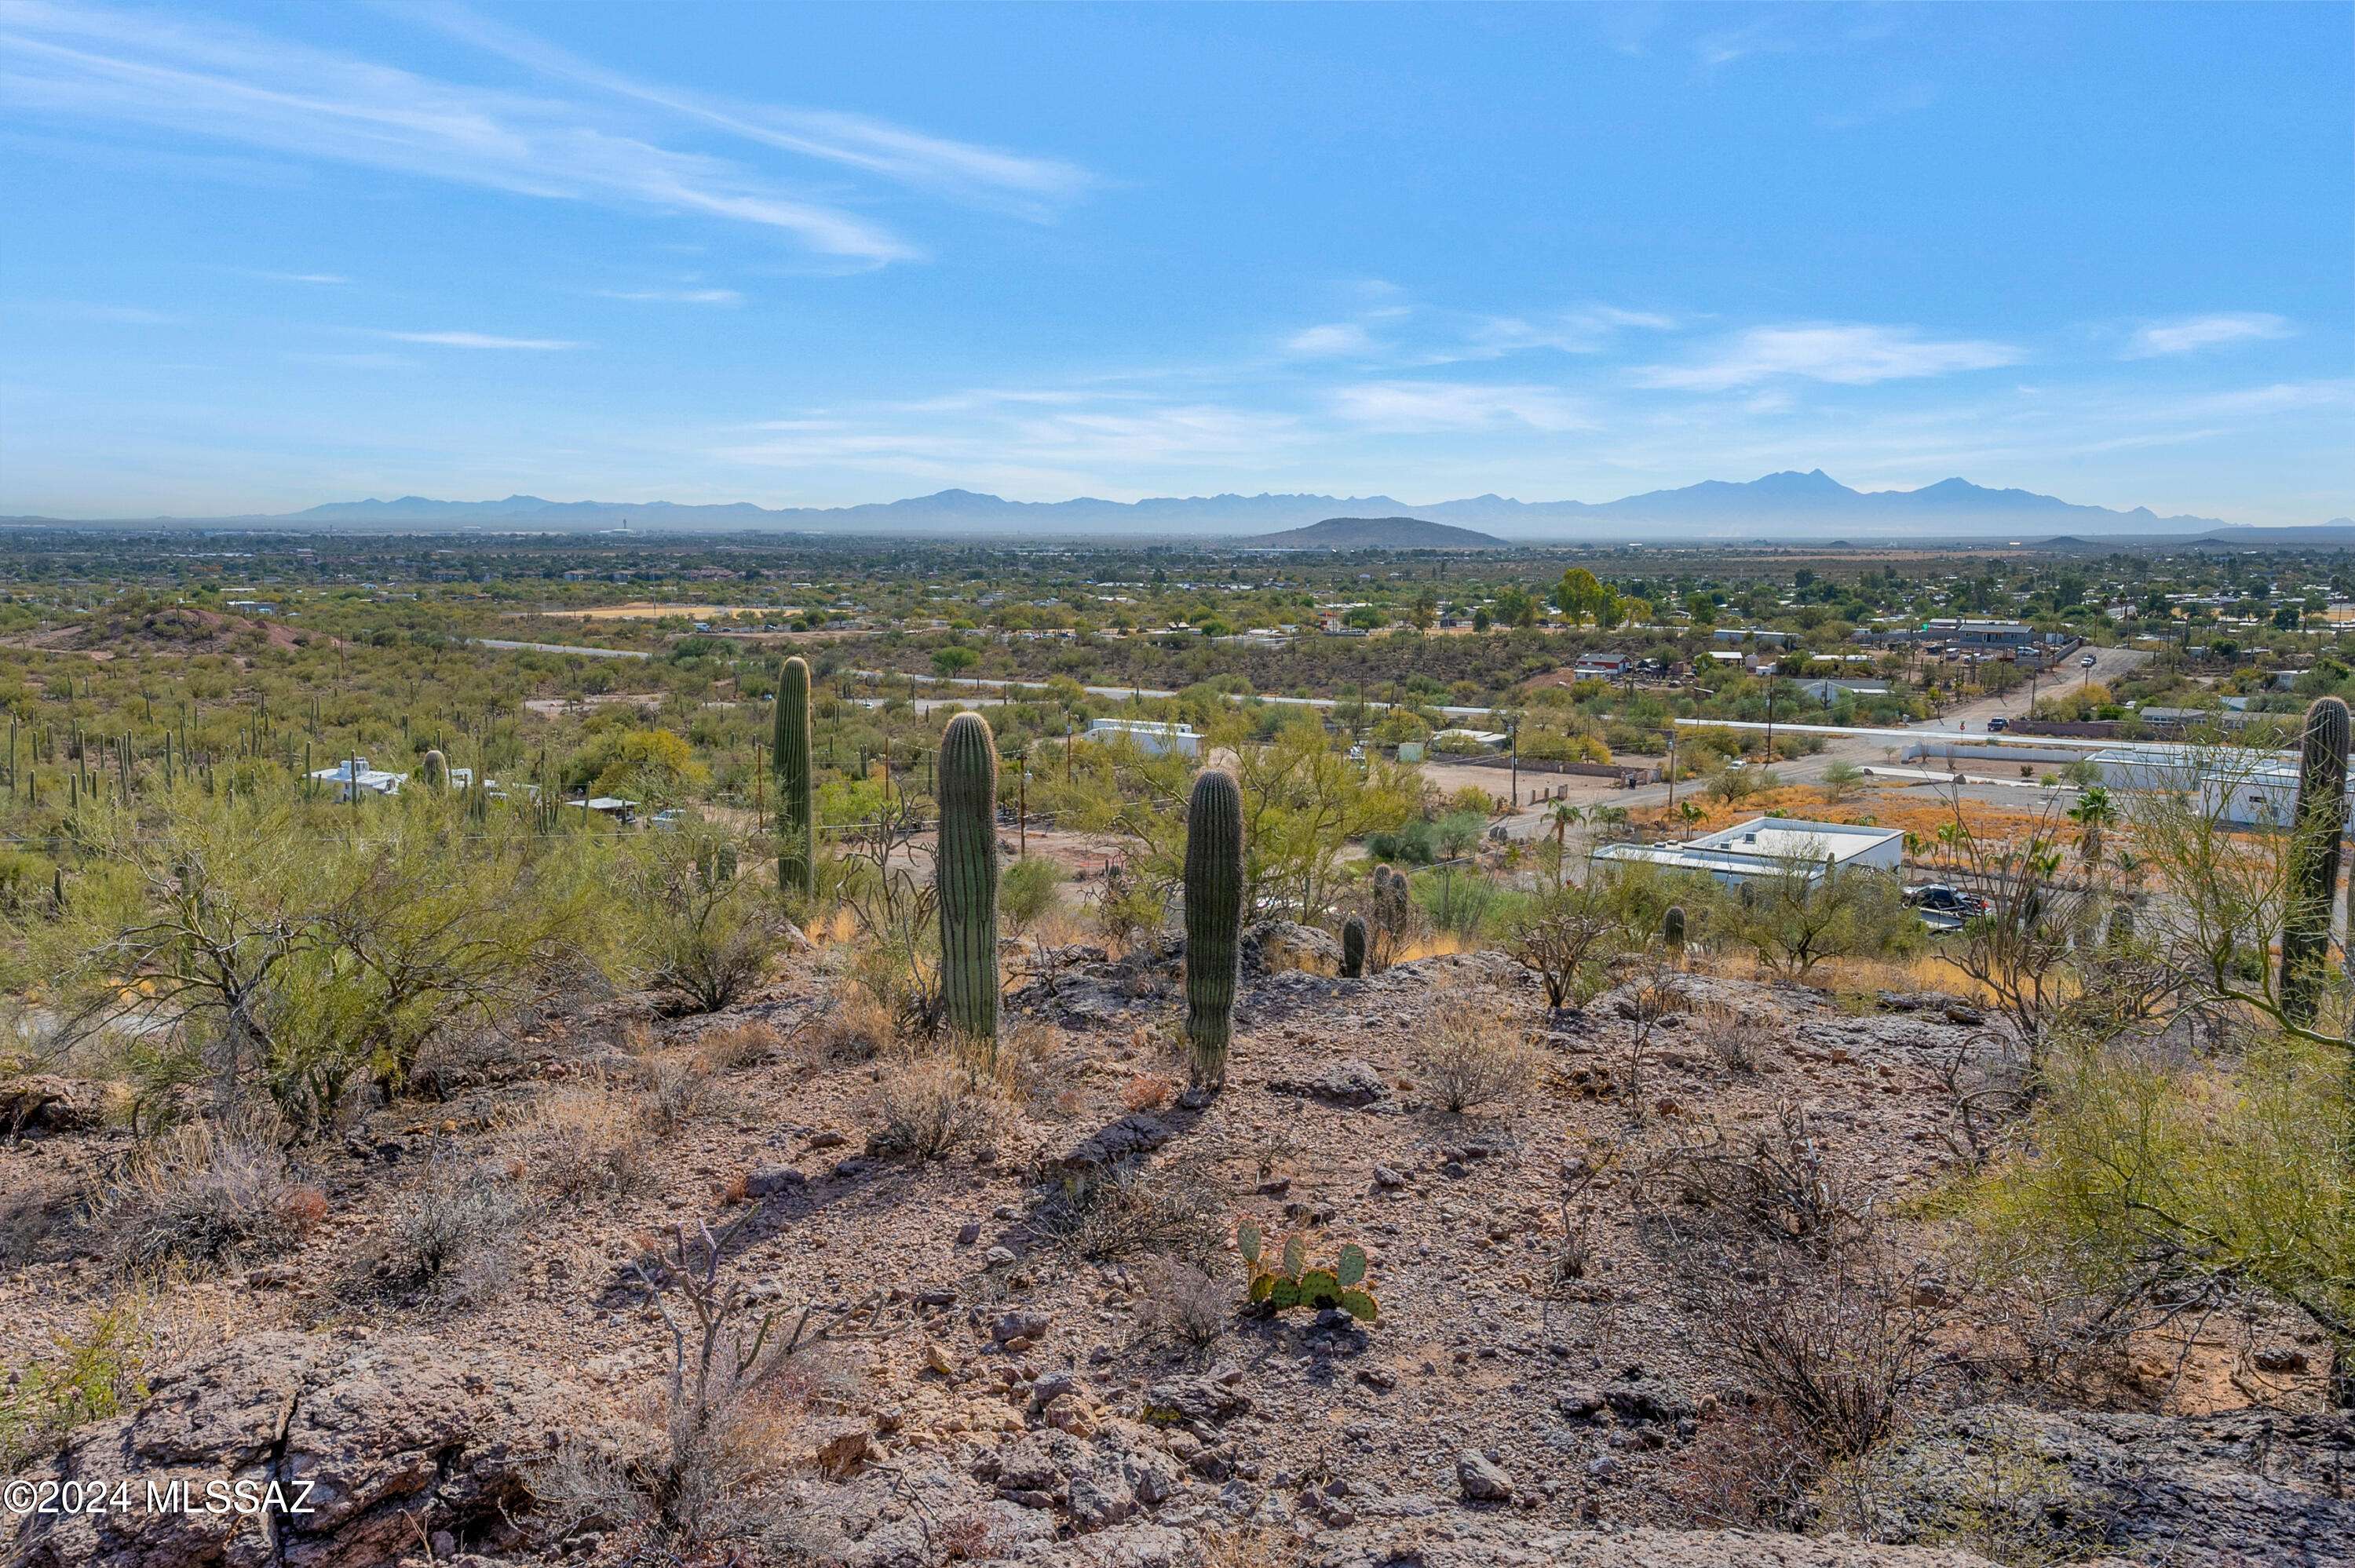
xmin=2080 ymin=653 xmax=2098 ymax=667
xmin=1904 ymin=884 xmax=1988 ymax=916
xmin=1986 ymin=716 xmax=2009 ymax=732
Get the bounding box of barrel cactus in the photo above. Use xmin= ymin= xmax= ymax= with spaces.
xmin=1340 ymin=913 xmax=1368 ymax=979
xmin=937 ymin=712 xmax=1001 ymax=1042
xmin=2280 ymin=695 xmax=2350 ymax=1024
xmin=774 ymin=656 xmax=815 ymax=897
xmin=418 ymin=749 xmax=447 ymax=790
xmin=1183 ymin=768 xmax=1245 ymax=1088
xmin=1662 ymin=903 xmax=1686 ymax=954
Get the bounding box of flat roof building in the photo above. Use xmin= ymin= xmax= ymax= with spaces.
xmin=1594 ymin=816 xmax=1905 ymax=888
xmin=1081 ymin=717 xmax=1201 ymax=757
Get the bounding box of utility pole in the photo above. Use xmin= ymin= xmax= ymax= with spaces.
xmin=1667 ymin=724 xmax=1678 ymax=818
xmin=1508 ymin=719 xmax=1518 ymax=808
xmin=1018 ymin=756 xmax=1028 ymax=857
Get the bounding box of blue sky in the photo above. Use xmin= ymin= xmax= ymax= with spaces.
xmin=2 ymin=0 xmax=2348 ymax=521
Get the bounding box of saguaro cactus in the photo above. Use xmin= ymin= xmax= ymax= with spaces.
xmin=1340 ymin=913 xmax=1368 ymax=979
xmin=774 ymin=656 xmax=815 ymax=897
xmin=937 ymin=711 xmax=1001 ymax=1042
xmin=418 ymin=749 xmax=447 ymax=790
xmin=2281 ymin=695 xmax=2350 ymax=1023
xmin=1183 ymin=768 xmax=1245 ymax=1087
xmin=1663 ymin=903 xmax=1687 ymax=955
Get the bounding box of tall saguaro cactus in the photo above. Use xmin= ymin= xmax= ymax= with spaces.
xmin=2281 ymin=695 xmax=2350 ymax=1024
xmin=774 ymin=656 xmax=815 ymax=897
xmin=1183 ymin=768 xmax=1245 ymax=1088
xmin=937 ymin=711 xmax=1001 ymax=1042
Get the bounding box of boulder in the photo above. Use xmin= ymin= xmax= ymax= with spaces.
xmin=10 ymin=1332 xmax=531 ymax=1568
xmin=1857 ymin=1402 xmax=2355 ymax=1566
xmin=1243 ymin=920 xmax=1344 ymax=977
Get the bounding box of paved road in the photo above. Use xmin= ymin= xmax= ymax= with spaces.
xmin=472 ymin=637 xmax=650 ymax=661
xmin=1489 ymin=644 xmax=2152 ymax=841
xmin=845 ymin=669 xmax=1497 ymax=720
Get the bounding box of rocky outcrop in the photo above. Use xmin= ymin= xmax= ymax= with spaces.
xmin=1302 ymin=1519 xmax=1996 ymax=1566
xmin=11 ymin=1332 xmax=532 ymax=1568
xmin=1860 ymin=1402 xmax=2355 ymax=1566
xmin=1 ymin=1074 xmax=111 ymax=1136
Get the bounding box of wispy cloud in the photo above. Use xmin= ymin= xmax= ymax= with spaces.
xmin=1635 ymin=323 xmax=2022 ymax=391
xmin=1283 ymin=323 xmax=1375 ymax=357
xmin=248 ymin=270 xmax=348 ymax=286
xmin=1331 ymin=380 xmax=1589 ymax=432
xmin=594 ymin=287 xmax=743 ymax=306
xmin=49 ymin=301 xmax=179 ymax=324
xmin=1816 ymin=81 xmax=1936 ymax=130
xmin=0 ymin=0 xmax=966 ymax=261
xmin=2123 ymin=312 xmax=2291 ymax=359
xmin=409 ymin=1 xmax=1093 ymax=219
xmin=372 ymin=330 xmax=582 ymax=350
xmin=1466 ymin=306 xmax=1678 ymax=357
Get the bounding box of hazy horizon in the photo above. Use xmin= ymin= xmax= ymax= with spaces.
xmin=2 ymin=2 xmax=2350 ymax=523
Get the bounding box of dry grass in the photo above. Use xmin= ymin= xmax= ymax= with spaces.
xmin=363 ymin=1150 xmax=528 ymax=1307
xmin=1692 ymin=947 xmax=1999 ymax=1005
xmin=93 ymin=1108 xmax=324 ymax=1275
xmin=1414 ymin=1010 xmax=1539 ymax=1114
xmin=864 ymin=1053 xmax=1006 ymax=1161
xmin=803 ymin=990 xmax=897 ymax=1067
xmin=1134 ymin=1257 xmax=1232 ymax=1353
xmin=1035 ymin=1156 xmax=1225 ymax=1264
xmin=504 ymin=1085 xmax=656 ymax=1202
xmin=694 ymin=1019 xmax=780 ymax=1070
xmin=1121 ymin=1072 xmax=1176 ymax=1113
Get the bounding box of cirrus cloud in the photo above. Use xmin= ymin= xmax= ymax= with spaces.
xmin=2123 ymin=312 xmax=2291 ymax=359
xmin=1634 ymin=323 xmax=2023 ymax=391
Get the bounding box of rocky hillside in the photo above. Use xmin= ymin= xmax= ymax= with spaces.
xmin=2 ymin=928 xmax=2347 ymax=1567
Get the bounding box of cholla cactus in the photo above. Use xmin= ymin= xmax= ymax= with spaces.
xmin=937 ymin=712 xmax=1002 ymax=1042
xmin=1183 ymin=769 xmax=1244 ymax=1088
xmin=1340 ymin=913 xmax=1368 ymax=979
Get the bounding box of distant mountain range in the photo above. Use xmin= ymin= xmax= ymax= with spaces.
xmin=1239 ymin=516 xmax=1506 ymax=550
xmin=257 ymin=471 xmax=2236 ymax=540
xmin=13 ymin=470 xmax=2333 ymax=542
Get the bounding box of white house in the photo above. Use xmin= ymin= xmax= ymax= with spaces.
xmin=1573 ymin=652 xmax=1634 ymax=678
xmin=1430 ymin=728 xmax=1510 ymax=753
xmin=1080 ymin=717 xmax=1201 ymax=758
xmin=1594 ymin=816 xmax=1905 ymax=889
xmin=309 ymin=757 xmax=405 ymax=800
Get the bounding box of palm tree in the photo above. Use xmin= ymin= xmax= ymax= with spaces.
xmin=1549 ymin=801 xmax=1585 ymax=887
xmin=2067 ymin=785 xmax=2119 ymax=870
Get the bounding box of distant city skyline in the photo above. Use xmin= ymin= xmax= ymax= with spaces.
xmin=2 ymin=1 xmax=2348 ymax=523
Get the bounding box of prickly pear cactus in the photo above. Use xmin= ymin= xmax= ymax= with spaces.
xmin=1238 ymin=1223 xmax=1380 ymax=1326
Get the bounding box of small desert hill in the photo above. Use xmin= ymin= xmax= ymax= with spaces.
xmin=1240 ymin=515 xmax=1506 ymax=550
xmin=16 ymin=603 xmax=328 ymax=658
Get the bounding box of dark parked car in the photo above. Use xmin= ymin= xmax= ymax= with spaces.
xmin=1904 ymin=884 xmax=1988 ymax=916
